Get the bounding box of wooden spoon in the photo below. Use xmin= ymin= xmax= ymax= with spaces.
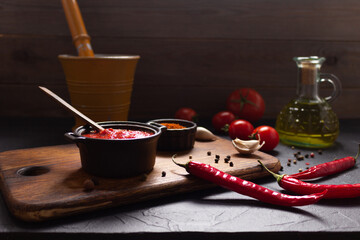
xmin=39 ymin=86 xmax=104 ymax=131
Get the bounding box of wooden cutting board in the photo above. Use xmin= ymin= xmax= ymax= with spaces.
xmin=0 ymin=138 xmax=280 ymax=222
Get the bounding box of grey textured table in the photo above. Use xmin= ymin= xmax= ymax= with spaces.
xmin=0 ymin=118 xmax=359 ymax=240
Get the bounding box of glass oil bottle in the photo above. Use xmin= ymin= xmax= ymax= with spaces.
xmin=275 ymin=56 xmax=341 ymax=148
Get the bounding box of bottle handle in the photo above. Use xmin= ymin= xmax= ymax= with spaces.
xmin=319 ymin=73 xmax=342 ymax=102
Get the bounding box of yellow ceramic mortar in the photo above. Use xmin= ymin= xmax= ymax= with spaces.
xmin=59 ymin=55 xmax=140 ymax=128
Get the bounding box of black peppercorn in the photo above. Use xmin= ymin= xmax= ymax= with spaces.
xmin=83 ymin=179 xmax=95 ymax=191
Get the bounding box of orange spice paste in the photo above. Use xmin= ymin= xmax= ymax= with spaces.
xmin=160 ymin=122 xmax=186 ymax=129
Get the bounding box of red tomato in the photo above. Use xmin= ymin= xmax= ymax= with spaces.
xmin=212 ymin=111 xmax=236 ymax=132
xmin=228 ymin=119 xmax=254 ymax=140
xmin=226 ymin=88 xmax=265 ymax=123
xmin=175 ymin=107 xmax=197 ymax=122
xmin=252 ymin=126 xmax=279 ymax=152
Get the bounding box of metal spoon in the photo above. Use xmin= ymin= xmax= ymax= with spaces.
xmin=39 ymin=86 xmax=104 ymax=131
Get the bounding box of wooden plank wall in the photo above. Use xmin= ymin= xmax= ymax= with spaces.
xmin=1 ymin=0 xmax=360 ymax=121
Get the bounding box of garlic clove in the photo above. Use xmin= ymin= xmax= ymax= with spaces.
xmin=195 ymin=126 xmax=217 ymax=141
xmin=232 ymin=137 xmax=265 ymax=154
xmin=234 ymin=139 xmax=260 ymax=149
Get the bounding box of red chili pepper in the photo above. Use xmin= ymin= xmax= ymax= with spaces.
xmin=172 ymin=155 xmax=326 ymax=206
xmin=259 ymin=160 xmax=360 ymax=199
xmin=290 ymin=145 xmax=359 ymax=180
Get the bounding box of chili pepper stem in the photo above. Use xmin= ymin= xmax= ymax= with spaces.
xmin=171 ymin=154 xmax=188 ymax=169
xmin=258 ymin=160 xmax=284 ymax=183
xmin=354 ymin=143 xmax=360 ymax=162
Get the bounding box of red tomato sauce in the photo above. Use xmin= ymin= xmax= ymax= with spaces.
xmin=82 ymin=128 xmax=153 ymax=139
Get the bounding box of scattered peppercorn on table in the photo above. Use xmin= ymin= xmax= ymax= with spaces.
xmin=0 ymin=118 xmax=359 ymax=240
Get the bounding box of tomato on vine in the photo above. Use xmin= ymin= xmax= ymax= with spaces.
xmin=226 ymin=88 xmax=265 ymax=123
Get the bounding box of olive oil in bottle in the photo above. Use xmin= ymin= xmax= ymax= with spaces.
xmin=275 ymin=56 xmax=341 ymax=148
xmin=276 ymin=99 xmax=339 ymax=148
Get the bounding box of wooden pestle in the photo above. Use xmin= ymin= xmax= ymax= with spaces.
xmin=61 ymin=0 xmax=94 ymax=57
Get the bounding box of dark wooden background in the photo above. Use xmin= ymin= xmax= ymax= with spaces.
xmin=1 ymin=0 xmax=360 ymax=121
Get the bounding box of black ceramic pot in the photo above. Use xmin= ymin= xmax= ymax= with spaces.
xmin=64 ymin=121 xmax=165 ymax=178
xmin=148 ymin=119 xmax=197 ymax=151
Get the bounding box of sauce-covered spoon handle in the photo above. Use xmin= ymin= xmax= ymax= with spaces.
xmin=39 ymin=86 xmax=104 ymax=132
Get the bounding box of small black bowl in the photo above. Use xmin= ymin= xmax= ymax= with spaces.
xmin=148 ymin=119 xmax=197 ymax=151
xmin=64 ymin=121 xmax=165 ymax=178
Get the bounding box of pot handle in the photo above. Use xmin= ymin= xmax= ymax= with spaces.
xmin=64 ymin=132 xmax=86 ymax=143
xmin=147 ymin=121 xmax=167 ymax=132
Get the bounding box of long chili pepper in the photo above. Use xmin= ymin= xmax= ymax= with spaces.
xmin=290 ymin=144 xmax=359 ymax=180
xmin=172 ymin=155 xmax=326 ymax=207
xmin=259 ymin=160 xmax=360 ymax=199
